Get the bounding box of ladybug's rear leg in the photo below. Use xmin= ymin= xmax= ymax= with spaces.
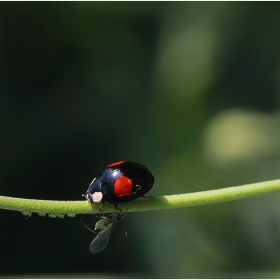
xmin=114 ymin=204 xmax=123 ymax=214
xmin=99 ymin=197 xmax=105 ymax=213
xmin=142 ymin=195 xmax=155 ymax=199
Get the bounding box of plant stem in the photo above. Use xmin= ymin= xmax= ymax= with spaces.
xmin=0 ymin=179 xmax=280 ymax=216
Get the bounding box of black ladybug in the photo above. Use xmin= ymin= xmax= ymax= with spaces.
xmin=83 ymin=161 xmax=154 ymax=212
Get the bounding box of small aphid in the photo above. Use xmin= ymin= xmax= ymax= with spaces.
xmin=89 ymin=213 xmax=127 ymax=254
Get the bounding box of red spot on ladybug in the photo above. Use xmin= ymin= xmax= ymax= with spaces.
xmin=107 ymin=161 xmax=125 ymax=167
xmin=114 ymin=175 xmax=133 ymax=197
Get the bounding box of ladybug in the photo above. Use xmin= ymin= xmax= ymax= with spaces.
xmin=83 ymin=160 xmax=154 ymax=212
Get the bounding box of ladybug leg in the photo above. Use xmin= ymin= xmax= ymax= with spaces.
xmin=142 ymin=195 xmax=155 ymax=199
xmin=82 ymin=194 xmax=93 ymax=210
xmin=87 ymin=200 xmax=93 ymax=211
xmin=99 ymin=197 xmax=105 ymax=213
xmin=114 ymin=204 xmax=123 ymax=214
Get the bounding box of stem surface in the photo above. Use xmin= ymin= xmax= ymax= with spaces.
xmin=0 ymin=179 xmax=280 ymax=216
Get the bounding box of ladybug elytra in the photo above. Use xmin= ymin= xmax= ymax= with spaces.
xmin=83 ymin=160 xmax=154 ymax=212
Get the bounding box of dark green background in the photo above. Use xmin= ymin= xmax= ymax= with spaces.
xmin=1 ymin=2 xmax=280 ymax=278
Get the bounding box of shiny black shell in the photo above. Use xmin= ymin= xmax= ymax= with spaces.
xmin=88 ymin=160 xmax=154 ymax=205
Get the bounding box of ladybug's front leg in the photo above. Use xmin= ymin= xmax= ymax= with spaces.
xmin=82 ymin=194 xmax=93 ymax=210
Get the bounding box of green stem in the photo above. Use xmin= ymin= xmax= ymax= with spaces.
xmin=0 ymin=179 xmax=280 ymax=217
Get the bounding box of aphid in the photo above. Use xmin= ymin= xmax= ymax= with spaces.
xmin=88 ymin=213 xmax=127 ymax=254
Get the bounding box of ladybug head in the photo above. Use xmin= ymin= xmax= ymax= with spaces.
xmin=84 ymin=190 xmax=103 ymax=204
xmin=83 ymin=178 xmax=103 ymax=204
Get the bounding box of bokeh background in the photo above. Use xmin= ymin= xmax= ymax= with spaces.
xmin=1 ymin=2 xmax=280 ymax=278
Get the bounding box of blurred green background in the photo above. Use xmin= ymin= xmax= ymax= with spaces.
xmin=1 ymin=2 xmax=280 ymax=278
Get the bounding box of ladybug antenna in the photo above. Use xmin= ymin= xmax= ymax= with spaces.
xmin=79 ymin=219 xmax=97 ymax=234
